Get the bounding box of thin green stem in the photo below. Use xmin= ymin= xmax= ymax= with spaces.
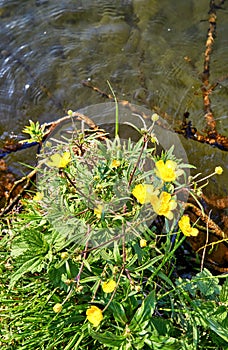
xmin=102 ymin=266 xmax=124 ymax=313
xmin=107 ymin=80 xmax=119 ymax=138
xmin=128 ymin=135 xmax=148 ymax=187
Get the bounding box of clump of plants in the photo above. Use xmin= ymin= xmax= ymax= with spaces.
xmin=0 ymin=112 xmax=227 ymax=349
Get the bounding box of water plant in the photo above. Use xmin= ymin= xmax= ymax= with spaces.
xmin=0 ymin=113 xmax=227 ymax=350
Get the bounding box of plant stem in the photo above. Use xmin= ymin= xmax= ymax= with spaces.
xmin=107 ymin=80 xmax=119 ymax=138
xmin=75 ymin=239 xmax=89 ymax=286
xmin=102 ymin=266 xmax=124 ymax=313
xmin=128 ymin=135 xmax=148 ymax=187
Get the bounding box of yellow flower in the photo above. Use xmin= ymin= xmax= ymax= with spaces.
xmin=53 ymin=303 xmax=62 ymax=313
xmin=215 ymin=166 xmax=223 ymax=175
xmin=151 ymin=191 xmax=177 ymax=220
xmin=155 ymin=159 xmax=179 ymax=182
xmin=47 ymin=151 xmax=71 ymax=168
xmin=178 ymin=215 xmax=199 ymax=237
xmin=132 ymin=184 xmax=158 ymax=204
xmin=86 ymin=305 xmax=103 ymax=327
xmin=111 ymin=159 xmax=121 ymax=168
xmin=33 ymin=191 xmax=44 ymax=201
xmin=140 ymin=239 xmax=147 ymax=248
xmin=94 ymin=204 xmax=103 ymax=219
xmin=102 ymin=279 xmax=117 ymax=293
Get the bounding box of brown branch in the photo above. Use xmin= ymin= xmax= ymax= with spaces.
xmin=200 ymin=2 xmax=218 ymax=135
xmin=82 ymin=80 xmax=228 ymax=151
xmin=201 ymin=193 xmax=228 ymax=210
xmin=0 ymin=111 xmax=106 ymax=215
xmin=43 ymin=111 xmax=100 ymax=136
xmin=184 ymin=202 xmax=225 ymax=240
xmin=0 ymin=159 xmax=46 ymax=217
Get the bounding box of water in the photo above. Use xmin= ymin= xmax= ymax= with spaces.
xmin=0 ymin=0 xmax=227 ymax=194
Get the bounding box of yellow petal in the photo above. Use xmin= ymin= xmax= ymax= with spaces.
xmin=132 ymin=184 xmax=157 ymax=204
xmin=151 ymin=191 xmax=176 ymax=220
xmin=33 ymin=191 xmax=44 ymax=201
xmin=86 ymin=306 xmax=103 ymax=327
xmin=189 ymin=227 xmax=199 ymax=236
xmin=179 ymin=216 xmax=199 ymax=237
xmin=155 ymin=159 xmax=177 ymax=182
xmin=140 ymin=239 xmax=147 ymax=248
xmin=94 ymin=204 xmax=103 ymax=219
xmin=102 ymin=279 xmax=117 ymax=293
xmin=165 ymin=210 xmax=174 ymax=220
xmin=169 ymin=200 xmax=177 ymax=211
xmin=47 ymin=152 xmax=71 ymax=168
xmin=111 ymin=159 xmax=121 ymax=168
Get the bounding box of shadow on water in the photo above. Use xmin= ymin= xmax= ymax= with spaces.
xmin=0 ymin=0 xmax=227 ymax=192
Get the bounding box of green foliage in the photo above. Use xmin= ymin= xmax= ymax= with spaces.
xmin=21 ymin=119 xmax=46 ymax=143
xmin=1 ymin=119 xmax=227 ymax=349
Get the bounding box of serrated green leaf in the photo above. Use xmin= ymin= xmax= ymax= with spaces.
xmin=9 ymin=257 xmax=44 ymax=288
xmin=10 ymin=239 xmax=29 ymax=258
xmin=194 ymin=268 xmax=221 ymax=297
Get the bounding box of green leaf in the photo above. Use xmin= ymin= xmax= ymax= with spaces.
xmin=10 ymin=238 xmax=29 ymax=257
xmin=150 ymin=317 xmax=172 ymax=337
xmin=149 ymin=335 xmax=180 ymax=350
xmin=157 ymin=270 xmax=175 ymax=288
xmin=11 ymin=230 xmax=49 ymax=259
xmin=130 ymin=290 xmax=156 ymax=330
xmin=9 ymin=257 xmax=44 ymax=288
xmin=205 ymin=318 xmax=228 ymax=343
xmin=110 ymin=301 xmax=128 ymax=325
xmin=220 ymin=276 xmax=228 ymax=303
xmin=48 ymin=261 xmax=78 ymax=290
xmin=89 ymin=329 xmax=126 ymax=347
xmin=113 ymin=240 xmax=121 ymax=263
xmin=125 ymin=253 xmax=138 ymax=268
xmin=133 ymin=255 xmax=163 ymax=272
xmin=194 ymin=268 xmax=221 ymax=297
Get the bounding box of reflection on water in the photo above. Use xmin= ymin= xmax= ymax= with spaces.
xmin=0 ymin=0 xmax=227 ymax=184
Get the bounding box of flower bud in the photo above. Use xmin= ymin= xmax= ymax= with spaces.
xmin=140 ymin=239 xmax=147 ymax=248
xmin=53 ymin=303 xmax=62 ymax=313
xmin=151 ymin=113 xmax=159 ymax=122
xmin=215 ymin=166 xmax=223 ymax=175
xmin=61 ymin=252 xmax=69 ymax=260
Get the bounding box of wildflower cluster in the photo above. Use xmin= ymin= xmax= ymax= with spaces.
xmin=4 ymin=114 xmax=225 ymax=349
xmin=37 ymin=127 xmax=190 ymax=250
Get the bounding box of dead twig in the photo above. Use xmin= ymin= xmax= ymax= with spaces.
xmin=82 ymin=80 xmax=228 ymax=151
xmin=0 ymin=111 xmax=106 ymax=215
xmin=200 ymin=1 xmax=226 ymax=135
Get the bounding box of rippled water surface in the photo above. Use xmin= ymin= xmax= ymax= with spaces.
xmin=0 ymin=0 xmax=227 ymax=187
